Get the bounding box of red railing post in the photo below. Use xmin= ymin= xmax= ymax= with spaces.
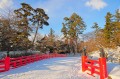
xmin=99 ymin=57 xmax=108 ymax=79
xmin=39 ymin=55 xmax=42 ymax=60
xmin=90 ymin=61 xmax=95 ymax=75
xmin=36 ymin=54 xmax=38 ymax=61
xmin=82 ymin=47 xmax=87 ymax=72
xmin=99 ymin=48 xmax=108 ymax=79
xmin=20 ymin=57 xmax=22 ymax=66
xmin=5 ymin=57 xmax=10 ymax=71
xmin=29 ymin=56 xmax=31 ymax=62
xmin=82 ymin=56 xmax=87 ymax=72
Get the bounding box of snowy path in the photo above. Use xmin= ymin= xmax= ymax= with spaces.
xmin=0 ymin=57 xmax=99 ymax=79
xmin=0 ymin=57 xmax=120 ymax=79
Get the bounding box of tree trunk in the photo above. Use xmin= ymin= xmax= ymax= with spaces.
xmin=7 ymin=47 xmax=10 ymax=57
xmin=73 ymin=38 xmax=78 ymax=55
xmin=68 ymin=39 xmax=72 ymax=53
xmin=75 ymin=39 xmax=78 ymax=53
xmin=33 ymin=26 xmax=39 ymax=44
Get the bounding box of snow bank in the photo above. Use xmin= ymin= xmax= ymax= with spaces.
xmin=108 ymin=63 xmax=120 ymax=79
xmin=89 ymin=47 xmax=120 ymax=63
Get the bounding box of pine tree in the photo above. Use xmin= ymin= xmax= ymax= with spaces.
xmin=113 ymin=9 xmax=120 ymax=46
xmin=92 ymin=22 xmax=100 ymax=36
xmin=31 ymin=8 xmax=49 ymax=44
xmin=91 ymin=22 xmax=103 ymax=48
xmin=61 ymin=13 xmax=86 ymax=53
xmin=61 ymin=23 xmax=67 ymax=38
xmin=48 ymin=28 xmax=55 ymax=46
xmin=104 ymin=12 xmax=114 ymax=47
xmin=14 ymin=3 xmax=33 ymax=37
xmin=14 ymin=3 xmax=49 ymax=47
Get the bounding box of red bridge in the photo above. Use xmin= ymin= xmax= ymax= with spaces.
xmin=82 ymin=48 xmax=108 ymax=79
xmin=0 ymin=53 xmax=66 ymax=72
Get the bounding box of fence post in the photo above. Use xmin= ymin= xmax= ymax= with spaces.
xmin=82 ymin=56 xmax=87 ymax=72
xmin=82 ymin=47 xmax=87 ymax=72
xmin=5 ymin=57 xmax=10 ymax=71
xmin=36 ymin=54 xmax=38 ymax=61
xmin=20 ymin=57 xmax=22 ymax=66
xmin=99 ymin=48 xmax=108 ymax=79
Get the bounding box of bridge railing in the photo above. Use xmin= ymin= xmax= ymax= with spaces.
xmin=0 ymin=53 xmax=66 ymax=72
xmin=82 ymin=48 xmax=108 ymax=79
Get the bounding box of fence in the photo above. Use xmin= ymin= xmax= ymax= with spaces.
xmin=82 ymin=48 xmax=108 ymax=79
xmin=0 ymin=53 xmax=66 ymax=72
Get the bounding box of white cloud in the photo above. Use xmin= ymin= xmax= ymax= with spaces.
xmin=85 ymin=0 xmax=107 ymax=10
xmin=0 ymin=0 xmax=13 ymax=9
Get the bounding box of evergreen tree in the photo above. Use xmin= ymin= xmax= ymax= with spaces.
xmin=31 ymin=8 xmax=49 ymax=44
xmin=0 ymin=12 xmax=33 ymax=54
xmin=48 ymin=28 xmax=55 ymax=46
xmin=104 ymin=12 xmax=114 ymax=47
xmin=113 ymin=9 xmax=120 ymax=46
xmin=92 ymin=22 xmax=100 ymax=36
xmin=14 ymin=3 xmax=33 ymax=37
xmin=14 ymin=3 xmax=49 ymax=50
xmin=61 ymin=23 xmax=67 ymax=38
xmin=61 ymin=13 xmax=86 ymax=53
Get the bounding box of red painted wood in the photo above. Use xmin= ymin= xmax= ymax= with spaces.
xmin=0 ymin=54 xmax=66 ymax=73
xmin=82 ymin=56 xmax=108 ymax=79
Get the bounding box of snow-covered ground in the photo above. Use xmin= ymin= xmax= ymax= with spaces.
xmin=89 ymin=47 xmax=120 ymax=64
xmin=0 ymin=57 xmax=120 ymax=79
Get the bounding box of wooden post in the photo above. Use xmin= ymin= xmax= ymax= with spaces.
xmin=99 ymin=57 xmax=108 ymax=79
xmin=20 ymin=57 xmax=22 ymax=66
xmin=5 ymin=57 xmax=10 ymax=71
xmin=82 ymin=47 xmax=87 ymax=72
xmin=82 ymin=56 xmax=87 ymax=72
xmin=99 ymin=48 xmax=108 ymax=79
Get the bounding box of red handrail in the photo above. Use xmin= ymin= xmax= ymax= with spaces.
xmin=82 ymin=56 xmax=108 ymax=79
xmin=0 ymin=53 xmax=66 ymax=72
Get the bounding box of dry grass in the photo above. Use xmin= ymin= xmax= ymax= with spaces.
xmin=108 ymin=76 xmax=112 ymax=79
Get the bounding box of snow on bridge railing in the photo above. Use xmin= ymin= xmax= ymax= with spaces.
xmin=0 ymin=53 xmax=66 ymax=72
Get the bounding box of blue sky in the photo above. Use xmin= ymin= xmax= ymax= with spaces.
xmin=0 ymin=0 xmax=120 ymax=35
